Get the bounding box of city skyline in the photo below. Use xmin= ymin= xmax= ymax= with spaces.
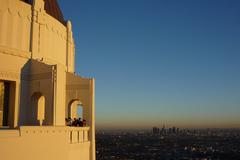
xmin=58 ymin=0 xmax=240 ymax=129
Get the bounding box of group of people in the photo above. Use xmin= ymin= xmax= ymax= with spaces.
xmin=65 ymin=117 xmax=87 ymax=127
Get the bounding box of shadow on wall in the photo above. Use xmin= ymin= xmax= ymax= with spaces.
xmin=19 ymin=59 xmax=55 ymax=126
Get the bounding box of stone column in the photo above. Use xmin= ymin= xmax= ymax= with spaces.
xmin=31 ymin=0 xmax=45 ymax=59
xmin=89 ymin=78 xmax=96 ymax=160
xmin=13 ymin=80 xmax=20 ymax=127
xmin=53 ymin=64 xmax=66 ymax=126
xmin=66 ymin=21 xmax=75 ymax=73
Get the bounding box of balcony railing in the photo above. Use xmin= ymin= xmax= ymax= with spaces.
xmin=68 ymin=127 xmax=89 ymax=144
xmin=0 ymin=126 xmax=90 ymax=144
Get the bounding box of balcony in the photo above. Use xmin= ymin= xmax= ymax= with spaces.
xmin=19 ymin=126 xmax=89 ymax=143
xmin=0 ymin=126 xmax=91 ymax=160
xmin=68 ymin=127 xmax=89 ymax=144
xmin=1 ymin=126 xmax=89 ymax=143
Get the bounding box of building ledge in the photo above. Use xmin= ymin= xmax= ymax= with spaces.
xmin=0 ymin=126 xmax=90 ymax=143
xmin=0 ymin=128 xmax=20 ymax=138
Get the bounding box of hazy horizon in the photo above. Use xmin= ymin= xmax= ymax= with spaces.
xmin=58 ymin=0 xmax=240 ymax=129
xmin=96 ymin=119 xmax=240 ymax=130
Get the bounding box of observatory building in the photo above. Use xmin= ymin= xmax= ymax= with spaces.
xmin=0 ymin=0 xmax=96 ymax=160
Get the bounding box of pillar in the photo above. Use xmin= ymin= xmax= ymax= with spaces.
xmin=31 ymin=0 xmax=45 ymax=59
xmin=52 ymin=64 xmax=66 ymax=126
xmin=89 ymin=78 xmax=96 ymax=160
xmin=13 ymin=81 xmax=20 ymax=127
xmin=66 ymin=21 xmax=75 ymax=73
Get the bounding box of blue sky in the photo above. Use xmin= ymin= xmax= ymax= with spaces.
xmin=58 ymin=0 xmax=240 ymax=129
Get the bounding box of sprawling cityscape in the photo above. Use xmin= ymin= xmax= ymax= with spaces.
xmin=96 ymin=127 xmax=240 ymax=160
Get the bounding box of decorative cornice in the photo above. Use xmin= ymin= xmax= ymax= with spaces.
xmin=22 ymin=72 xmax=52 ymax=81
xmin=0 ymin=45 xmax=31 ymax=59
xmin=0 ymin=70 xmax=20 ymax=80
xmin=0 ymin=70 xmax=53 ymax=81
xmin=66 ymin=84 xmax=90 ymax=90
xmin=0 ymin=2 xmax=32 ymax=21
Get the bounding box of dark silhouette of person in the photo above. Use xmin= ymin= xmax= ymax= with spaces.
xmin=65 ymin=117 xmax=72 ymax=126
xmin=77 ymin=118 xmax=83 ymax=127
xmin=83 ymin=119 xmax=87 ymax=127
xmin=72 ymin=118 xmax=78 ymax=126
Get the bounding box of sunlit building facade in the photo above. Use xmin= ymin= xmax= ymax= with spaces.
xmin=0 ymin=0 xmax=95 ymax=160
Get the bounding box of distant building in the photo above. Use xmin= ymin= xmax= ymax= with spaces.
xmin=176 ymin=127 xmax=180 ymax=134
xmin=168 ymin=127 xmax=172 ymax=134
xmin=172 ymin=126 xmax=176 ymax=134
xmin=0 ymin=0 xmax=95 ymax=160
xmin=160 ymin=125 xmax=166 ymax=135
xmin=153 ymin=127 xmax=160 ymax=134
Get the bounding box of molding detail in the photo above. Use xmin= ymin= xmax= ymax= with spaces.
xmin=22 ymin=72 xmax=52 ymax=81
xmin=66 ymin=84 xmax=90 ymax=90
xmin=0 ymin=5 xmax=32 ymax=20
xmin=0 ymin=45 xmax=31 ymax=59
xmin=0 ymin=70 xmax=20 ymax=80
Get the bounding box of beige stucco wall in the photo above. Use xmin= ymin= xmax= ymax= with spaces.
xmin=0 ymin=0 xmax=92 ymax=127
xmin=66 ymin=73 xmax=96 ymax=160
xmin=0 ymin=0 xmax=75 ymax=72
xmin=0 ymin=0 xmax=32 ymax=52
xmin=0 ymin=126 xmax=90 ymax=160
xmin=0 ymin=0 xmax=95 ymax=159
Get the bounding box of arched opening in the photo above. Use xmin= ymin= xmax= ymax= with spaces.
xmin=66 ymin=100 xmax=84 ymax=126
xmin=77 ymin=105 xmax=83 ymax=119
xmin=30 ymin=92 xmax=45 ymax=126
xmin=68 ymin=100 xmax=83 ymax=119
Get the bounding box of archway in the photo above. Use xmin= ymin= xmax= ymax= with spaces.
xmin=68 ymin=100 xmax=83 ymax=119
xmin=30 ymin=92 xmax=45 ymax=125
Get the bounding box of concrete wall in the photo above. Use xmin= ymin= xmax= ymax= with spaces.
xmin=0 ymin=126 xmax=90 ymax=160
xmin=0 ymin=0 xmax=32 ymax=52
xmin=0 ymin=0 xmax=75 ymax=127
xmin=66 ymin=73 xmax=96 ymax=160
xmin=30 ymin=0 xmax=75 ymax=72
xmin=0 ymin=0 xmax=75 ymax=72
xmin=0 ymin=0 xmax=95 ymax=159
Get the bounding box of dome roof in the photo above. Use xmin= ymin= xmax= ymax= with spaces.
xmin=21 ymin=0 xmax=65 ymax=24
xmin=43 ymin=0 xmax=65 ymax=24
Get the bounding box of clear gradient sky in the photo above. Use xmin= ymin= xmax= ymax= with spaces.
xmin=58 ymin=0 xmax=240 ymax=129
